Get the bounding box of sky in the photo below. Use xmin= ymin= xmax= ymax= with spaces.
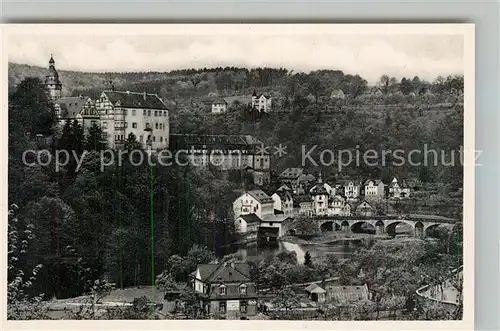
xmin=8 ymin=33 xmax=464 ymax=85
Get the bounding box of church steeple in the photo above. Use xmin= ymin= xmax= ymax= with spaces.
xmin=45 ymin=54 xmax=62 ymax=100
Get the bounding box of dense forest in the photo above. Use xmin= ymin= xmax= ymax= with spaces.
xmin=8 ymin=64 xmax=464 ymax=315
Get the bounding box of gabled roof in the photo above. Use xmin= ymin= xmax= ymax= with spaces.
xmin=194 ymin=263 xmax=251 ymax=284
xmin=293 ymin=194 xmax=313 ymax=207
xmin=356 ymin=200 xmax=374 ymax=209
xmin=212 ymin=97 xmax=227 ymax=105
xmin=102 ymin=90 xmax=168 ymax=110
xmin=237 ymin=213 xmax=262 ymax=224
xmin=55 ymin=96 xmax=90 ymax=119
xmin=364 ymin=179 xmax=383 ymax=186
xmin=305 ymin=283 xmax=327 ymax=294
xmin=279 ymin=167 xmax=304 ymax=179
xmin=247 ymin=190 xmax=274 ymax=204
xmin=169 ymin=134 xmax=263 ymax=151
xmin=276 ymin=184 xmax=292 ymax=192
xmin=273 ymin=190 xmax=293 ymax=201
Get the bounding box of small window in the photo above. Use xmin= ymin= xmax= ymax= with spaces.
xmin=219 ymin=285 xmax=226 ymax=295
xmin=132 ymin=110 xmax=136 ymax=116
xmin=239 ymin=284 xmax=247 ymax=295
xmin=240 ymin=301 xmax=247 ymax=313
xmin=152 ymin=136 xmax=156 ymax=142
xmin=139 ymin=135 xmax=143 ymax=142
xmin=125 ymin=122 xmax=128 ymax=128
xmin=132 ymin=122 xmax=137 ymax=128
xmin=155 ymin=123 xmax=159 ymax=129
xmin=143 ymin=110 xmax=146 ymax=116
xmin=147 ymin=110 xmax=151 ymax=116
xmin=160 ymin=137 xmax=163 ymax=142
xmin=219 ymin=301 xmax=226 ymax=313
xmin=164 ymin=111 xmax=167 ymax=116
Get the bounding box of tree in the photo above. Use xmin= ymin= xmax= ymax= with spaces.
xmin=304 ymin=251 xmax=313 ymax=267
xmin=8 ymin=204 xmax=48 ymax=320
xmin=9 ymin=77 xmax=56 ymax=137
xmin=85 ymin=123 xmax=107 ymax=151
xmin=272 ymin=288 xmax=299 ymax=313
xmin=124 ymin=132 xmax=142 ymax=151
xmin=293 ymin=216 xmax=317 ymax=238
xmin=400 ymin=77 xmax=414 ymax=95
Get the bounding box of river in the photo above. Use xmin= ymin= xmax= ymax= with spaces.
xmin=220 ymin=240 xmax=357 ymax=264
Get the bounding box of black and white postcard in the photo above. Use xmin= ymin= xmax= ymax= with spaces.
xmin=1 ymin=24 xmax=475 ymax=330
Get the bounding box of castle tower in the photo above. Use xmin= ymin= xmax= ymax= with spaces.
xmin=45 ymin=55 xmax=62 ymax=100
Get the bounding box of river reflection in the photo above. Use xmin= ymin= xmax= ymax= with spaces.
xmin=220 ymin=240 xmax=357 ymax=264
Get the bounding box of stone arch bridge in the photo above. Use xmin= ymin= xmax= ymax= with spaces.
xmin=315 ymin=215 xmax=457 ymax=238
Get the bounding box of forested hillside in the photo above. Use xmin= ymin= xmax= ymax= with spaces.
xmin=7 ymin=64 xmax=464 ymax=304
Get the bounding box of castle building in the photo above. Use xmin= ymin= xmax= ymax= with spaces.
xmin=45 ymin=55 xmax=62 ymax=100
xmin=95 ymin=90 xmax=169 ymax=150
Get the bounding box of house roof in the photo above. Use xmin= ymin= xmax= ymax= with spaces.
xmin=274 ymin=190 xmax=293 ymax=201
xmin=293 ymin=194 xmax=313 ymax=207
xmin=276 ymin=184 xmax=292 ymax=192
xmin=305 ymin=283 xmax=327 ymax=294
xmin=247 ymin=190 xmax=274 ymax=204
xmin=364 ymin=179 xmax=383 ymax=186
xmin=310 ymin=181 xmax=329 ymax=196
xmin=169 ymin=134 xmax=263 ymax=151
xmin=102 ymin=90 xmax=168 ymax=110
xmin=356 ymin=200 xmax=374 ymax=210
xmin=212 ymin=97 xmax=227 ymax=105
xmin=326 ymin=284 xmax=369 ymax=303
xmin=279 ymin=167 xmax=304 ymax=180
xmin=55 ymin=96 xmax=90 ymax=119
xmin=194 ymin=263 xmax=251 ymax=283
xmin=237 ymin=213 xmax=262 ymax=224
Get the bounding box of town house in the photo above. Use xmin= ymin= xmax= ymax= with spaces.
xmin=271 ymin=190 xmax=294 ymax=216
xmin=251 ymin=90 xmax=272 ymax=112
xmin=189 ymin=262 xmax=257 ymax=319
xmin=364 ymin=179 xmax=385 ymax=198
xmin=341 ymin=180 xmax=362 ymax=200
xmin=233 ymin=190 xmax=274 ymax=220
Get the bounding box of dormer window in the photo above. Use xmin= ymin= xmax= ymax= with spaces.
xmin=219 ymin=284 xmax=226 ymax=295
xmin=239 ymin=284 xmax=247 ymax=295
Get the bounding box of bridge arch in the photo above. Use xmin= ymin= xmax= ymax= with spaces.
xmin=350 ymin=221 xmax=376 ymax=234
xmin=340 ymin=220 xmax=350 ymax=232
xmin=385 ymin=220 xmax=414 ymax=237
